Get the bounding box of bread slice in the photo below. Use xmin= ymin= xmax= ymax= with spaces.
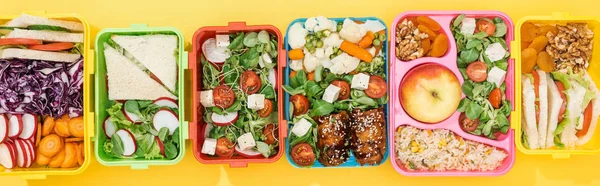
xmin=562 ymin=80 xmax=587 ymax=148
xmin=576 ymin=73 xmax=600 ymax=145
xmin=104 ymin=44 xmax=176 ymax=100
xmin=7 ymin=29 xmax=83 ymax=43
xmin=546 ymin=73 xmax=564 ymax=148
xmin=5 ymin=14 xmax=84 ymax=32
xmin=111 ymin=35 xmax=178 ymax=92
xmin=0 ymin=48 xmax=80 ymax=63
xmin=535 ymin=70 xmax=549 ymax=148
xmin=522 ymin=77 xmax=540 ymax=149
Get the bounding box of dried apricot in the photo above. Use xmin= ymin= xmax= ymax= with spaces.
xmin=417 ymin=25 xmax=437 ymax=40
xmin=538 ymin=25 xmax=558 ymax=36
xmin=68 ymin=116 xmax=84 ymax=138
xmin=428 ymin=34 xmax=448 ymax=57
xmin=421 ymin=38 xmax=431 ymax=53
xmin=38 ymin=134 xmax=64 ymax=157
xmin=54 ymin=116 xmax=71 ymax=137
xmin=521 ymin=22 xmax=539 ymax=42
xmin=528 ymin=35 xmax=548 ymax=53
xmin=42 ymin=116 xmax=55 ymax=137
xmin=521 ymin=41 xmax=531 ymax=49
xmin=537 ymin=51 xmax=555 ymax=72
xmin=522 ymin=48 xmax=538 ymax=73
xmin=61 ymin=143 xmax=78 ymax=168
xmin=416 ymin=16 xmax=441 ymax=31
xmin=48 ymin=147 xmax=65 ymax=168
xmin=404 ymin=17 xmax=419 ymax=26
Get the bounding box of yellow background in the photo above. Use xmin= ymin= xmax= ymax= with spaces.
xmin=1 ymin=0 xmax=600 ymax=185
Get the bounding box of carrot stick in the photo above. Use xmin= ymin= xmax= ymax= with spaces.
xmin=307 ymin=72 xmax=315 ymax=80
xmin=340 ymin=40 xmax=373 ymax=62
xmin=288 ymin=49 xmax=304 ymax=60
xmin=358 ymin=31 xmax=375 ymax=48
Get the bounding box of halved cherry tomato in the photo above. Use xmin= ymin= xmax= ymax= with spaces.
xmin=263 ymin=124 xmax=277 ymax=145
xmin=241 ymin=70 xmax=261 ymax=94
xmin=291 ymin=143 xmax=315 ymax=166
xmin=0 ymin=38 xmax=42 ymax=46
xmin=365 ymin=75 xmax=387 ymax=99
xmin=555 ymin=81 xmax=567 ymax=122
xmin=213 ymin=85 xmax=235 ymax=109
xmin=493 ymin=131 xmax=504 ymax=139
xmin=476 ymin=20 xmax=496 ymax=36
xmin=291 ymin=95 xmax=309 ymax=116
xmin=215 ymin=137 xmax=235 ymax=158
xmin=258 ymin=99 xmax=273 ymax=118
xmin=577 ymin=101 xmax=594 ymax=137
xmin=331 ymin=80 xmax=350 ymax=100
xmin=28 ymin=42 xmax=74 ymax=51
xmin=466 ymin=61 xmax=487 ymax=82
xmin=459 ymin=112 xmax=479 ymax=132
xmin=489 ymin=88 xmax=502 ymax=109
xmin=532 ymin=71 xmax=541 ymax=123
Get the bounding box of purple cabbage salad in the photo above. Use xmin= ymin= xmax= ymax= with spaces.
xmin=0 ymin=58 xmax=84 ymax=118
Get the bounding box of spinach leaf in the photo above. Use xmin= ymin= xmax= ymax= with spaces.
xmin=460 ymin=48 xmax=480 ymax=63
xmin=290 ymin=70 xmax=307 ymax=88
xmin=111 ymin=133 xmax=125 ymax=157
xmin=462 ymin=81 xmax=474 ymax=98
xmin=305 ymin=81 xmax=323 ymax=98
xmin=124 ymin=100 xmax=140 ymax=115
xmin=466 ymin=101 xmax=483 ymax=119
xmin=457 ymin=98 xmax=471 ymax=112
xmin=483 ymin=122 xmax=493 ymax=136
xmin=453 ymin=14 xmax=466 ymax=27
xmin=258 ymin=30 xmax=270 ymax=44
xmin=158 ymin=127 xmax=169 ymax=141
xmin=309 ymin=100 xmax=335 ymax=117
xmin=495 ymin=59 xmax=508 ymax=71
xmin=283 ymin=85 xmax=305 ymax=95
xmin=466 ymin=39 xmax=482 ymax=50
xmin=240 ymin=47 xmax=260 ymax=69
xmin=243 ymin=32 xmax=259 ymax=47
xmin=165 ymin=142 xmax=178 ymax=159
xmin=354 ymin=97 xmax=378 ymax=107
xmin=228 ymin=33 xmax=244 ymax=49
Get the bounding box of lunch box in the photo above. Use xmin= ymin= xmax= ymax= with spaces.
xmin=0 ymin=11 xmax=92 ymax=179
xmin=93 ymin=24 xmax=188 ymax=169
xmin=513 ymin=12 xmax=600 ymax=159
xmin=283 ymin=17 xmax=390 ymax=168
xmin=388 ymin=11 xmax=516 ymax=176
xmin=188 ymin=22 xmax=285 ymax=168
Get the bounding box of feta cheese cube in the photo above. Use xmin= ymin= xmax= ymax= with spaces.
xmin=485 ymin=43 xmax=507 ymax=62
xmin=247 ymin=94 xmax=265 ymax=110
xmin=460 ymin=18 xmax=476 ymax=35
xmin=200 ymin=90 xmax=214 ymax=107
xmin=323 ymin=84 xmax=341 ymax=103
xmin=351 ymin=73 xmax=370 ymax=90
xmin=237 ymin=133 xmax=256 ymax=150
xmin=215 ymin=35 xmax=230 ymax=48
xmin=201 ymin=138 xmax=217 ymax=155
xmin=291 ymin=118 xmax=313 ymax=137
xmin=315 ymin=48 xmax=325 ymax=58
xmin=486 ymin=66 xmax=507 ymax=88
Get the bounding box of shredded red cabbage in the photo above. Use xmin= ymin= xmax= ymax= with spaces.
xmin=0 ymin=58 xmax=84 ymax=118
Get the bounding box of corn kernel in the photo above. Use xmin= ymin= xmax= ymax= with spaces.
xmin=411 ymin=147 xmax=419 ymax=153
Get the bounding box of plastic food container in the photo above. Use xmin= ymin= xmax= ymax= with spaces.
xmin=283 ymin=17 xmax=390 ymax=168
xmin=388 ymin=11 xmax=516 ymax=176
xmin=93 ymin=24 xmax=188 ymax=169
xmin=188 ymin=22 xmax=285 ymax=168
xmin=513 ymin=12 xmax=600 ymax=159
xmin=0 ymin=11 xmax=92 ymax=179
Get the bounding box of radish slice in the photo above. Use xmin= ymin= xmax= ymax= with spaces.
xmin=8 ymin=114 xmax=23 ymax=139
xmin=211 ymin=112 xmax=238 ymax=127
xmin=19 ymin=114 xmax=37 ymax=139
xmin=0 ymin=115 xmax=8 ymax=143
xmin=116 ymin=129 xmax=137 ymax=156
xmin=5 ymin=141 xmax=17 ymax=167
xmin=152 ymin=109 xmax=179 ymax=135
xmin=202 ymin=38 xmax=228 ymax=64
xmin=203 ymin=124 xmax=214 ymax=138
xmin=153 ymin=97 xmax=178 ymax=109
xmin=15 ymin=140 xmax=26 ymax=167
xmin=235 ymin=145 xmax=263 ymax=158
xmin=22 ymin=140 xmax=34 ymax=168
xmin=0 ymin=143 xmax=14 ymax=169
xmin=268 ymin=69 xmax=277 ymax=88
xmin=103 ymin=117 xmax=117 ymax=138
xmin=155 ymin=136 xmax=165 ymax=157
xmin=123 ymin=109 xmax=141 ymax=124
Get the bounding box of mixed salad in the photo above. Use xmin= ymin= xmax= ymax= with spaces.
xmin=452 ymin=14 xmax=512 ymax=140
xmin=199 ymin=30 xmax=279 ymax=159
xmin=285 ymin=16 xmax=388 ymax=167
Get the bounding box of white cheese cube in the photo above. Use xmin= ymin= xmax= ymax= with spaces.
xmin=237 ymin=133 xmax=256 ymax=150
xmin=322 ymin=84 xmax=341 ymax=103
xmin=461 ymin=18 xmax=476 ymax=35
xmin=201 ymin=138 xmax=217 ymax=155
xmin=216 ymin=35 xmax=230 ymax=48
xmin=351 ymin=73 xmax=370 ymax=90
xmin=200 ymin=90 xmax=214 ymax=107
xmin=485 ymin=43 xmax=507 ymax=62
xmin=486 ymin=66 xmax=507 ymax=88
xmin=247 ymin=94 xmax=265 ymax=110
xmin=291 ymin=118 xmax=312 ymax=137
xmin=315 ymin=48 xmax=325 ymax=58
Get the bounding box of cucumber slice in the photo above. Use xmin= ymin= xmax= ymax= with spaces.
xmin=0 ymin=26 xmax=20 ymax=35
xmin=27 ymin=25 xmax=70 ymax=32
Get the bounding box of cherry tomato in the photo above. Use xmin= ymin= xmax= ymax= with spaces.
xmin=215 ymin=137 xmax=235 ymax=158
xmin=489 ymin=88 xmax=502 ymax=109
xmin=493 ymin=131 xmax=505 ymax=139
xmin=466 ymin=61 xmax=487 ymax=82
xmin=555 ymin=81 xmax=567 ymax=122
xmin=331 ymin=80 xmax=350 ymax=100
xmin=28 ymin=42 xmax=74 ymax=51
xmin=258 ymin=99 xmax=273 ymax=118
xmin=365 ymin=75 xmax=387 ymax=99
xmin=532 ymin=71 xmax=541 ymax=123
xmin=291 ymin=95 xmax=309 ymax=116
xmin=263 ymin=124 xmax=277 ymax=145
xmin=0 ymin=38 xmax=42 ymax=46
xmin=459 ymin=112 xmax=479 ymax=132
xmin=213 ymin=85 xmax=235 ymax=109
xmin=291 ymin=143 xmax=315 ymax=166
xmin=577 ymin=102 xmax=594 ymax=137
xmin=476 ymin=20 xmax=496 ymax=36
xmin=240 ymin=70 xmax=261 ymax=94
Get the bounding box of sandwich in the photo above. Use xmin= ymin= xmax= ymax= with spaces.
xmin=522 ymin=74 xmax=541 ymax=149
xmin=522 ymin=69 xmax=549 ymax=149
xmin=0 ymin=14 xmax=84 ymax=63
